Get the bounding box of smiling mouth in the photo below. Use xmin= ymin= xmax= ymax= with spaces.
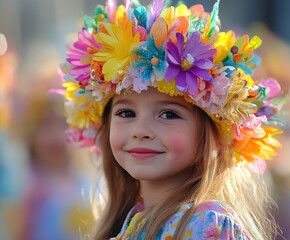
xmin=127 ymin=148 xmax=164 ymax=159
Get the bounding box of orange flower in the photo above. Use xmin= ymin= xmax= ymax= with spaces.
xmin=232 ymin=126 xmax=283 ymax=163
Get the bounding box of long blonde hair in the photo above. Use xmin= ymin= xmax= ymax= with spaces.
xmin=92 ymin=98 xmax=278 ymax=240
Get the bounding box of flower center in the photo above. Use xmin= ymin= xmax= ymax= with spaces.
xmin=151 ymin=57 xmax=159 ymax=66
xmin=98 ymin=14 xmax=105 ymax=21
xmin=81 ymin=54 xmax=92 ymax=65
xmin=181 ymin=54 xmax=195 ymax=71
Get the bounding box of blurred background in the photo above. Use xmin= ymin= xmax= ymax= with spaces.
xmin=0 ymin=0 xmax=289 ymax=239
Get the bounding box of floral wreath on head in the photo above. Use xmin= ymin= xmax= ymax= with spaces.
xmin=60 ymin=0 xmax=286 ymax=169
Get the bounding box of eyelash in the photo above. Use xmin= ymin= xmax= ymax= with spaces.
xmin=114 ymin=109 xmax=181 ymax=119
xmin=159 ymin=110 xmax=181 ymax=119
xmin=114 ymin=109 xmax=135 ymax=118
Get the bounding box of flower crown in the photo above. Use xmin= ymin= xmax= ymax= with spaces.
xmin=60 ymin=0 xmax=285 ymax=167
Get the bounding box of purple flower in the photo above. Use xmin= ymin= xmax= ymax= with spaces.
xmin=165 ymin=32 xmax=216 ymax=95
xmin=256 ymin=103 xmax=280 ymax=118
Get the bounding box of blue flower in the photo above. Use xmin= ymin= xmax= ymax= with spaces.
xmin=133 ymin=36 xmax=167 ymax=81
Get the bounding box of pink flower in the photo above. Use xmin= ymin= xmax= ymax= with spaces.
xmin=233 ymin=115 xmax=267 ymax=141
xmin=260 ymin=78 xmax=281 ymax=99
xmin=65 ymin=128 xmax=96 ymax=148
xmin=193 ymin=71 xmax=230 ymax=114
xmin=66 ymin=28 xmax=100 ymax=85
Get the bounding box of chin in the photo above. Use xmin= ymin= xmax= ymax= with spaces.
xmin=127 ymin=171 xmax=163 ymax=181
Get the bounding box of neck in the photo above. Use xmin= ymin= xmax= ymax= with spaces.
xmin=140 ymin=180 xmax=169 ymax=210
xmin=140 ymin=171 xmax=191 ymax=210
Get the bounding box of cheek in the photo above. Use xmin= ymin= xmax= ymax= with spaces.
xmin=163 ymin=127 xmax=197 ymax=154
xmin=109 ymin=122 xmax=125 ymax=152
xmin=109 ymin=123 xmax=128 ymax=167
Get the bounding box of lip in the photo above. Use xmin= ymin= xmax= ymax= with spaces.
xmin=126 ymin=148 xmax=164 ymax=159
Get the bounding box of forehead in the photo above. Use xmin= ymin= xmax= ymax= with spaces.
xmin=112 ymin=87 xmax=193 ymax=107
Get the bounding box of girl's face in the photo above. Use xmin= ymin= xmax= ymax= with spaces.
xmin=110 ymin=87 xmax=199 ymax=183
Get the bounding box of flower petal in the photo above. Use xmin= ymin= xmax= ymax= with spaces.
xmin=141 ymin=66 xmax=153 ymax=80
xmin=176 ymin=33 xmax=185 ymax=56
xmin=175 ymin=71 xmax=187 ymax=92
xmin=165 ymin=64 xmax=180 ymax=81
xmin=102 ymin=57 xmax=128 ymax=81
xmin=70 ymin=66 xmax=90 ymax=75
xmin=198 ymin=48 xmax=217 ymax=59
xmin=191 ymin=67 xmax=212 ymax=80
xmin=186 ymin=72 xmax=198 ymax=95
xmin=194 ymin=59 xmax=213 ymax=69
xmin=167 ymin=52 xmax=180 ymax=65
xmin=167 ymin=41 xmax=181 ymax=63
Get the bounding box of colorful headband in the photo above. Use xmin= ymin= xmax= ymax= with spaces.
xmin=60 ymin=0 xmax=285 ymax=167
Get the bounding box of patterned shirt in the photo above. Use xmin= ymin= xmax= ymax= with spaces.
xmin=111 ymin=200 xmax=252 ymax=239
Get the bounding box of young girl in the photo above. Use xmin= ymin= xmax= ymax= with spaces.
xmin=60 ymin=0 xmax=286 ymax=239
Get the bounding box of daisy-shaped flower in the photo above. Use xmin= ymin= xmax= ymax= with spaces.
xmin=232 ymin=124 xmax=282 ymax=163
xmin=64 ymin=86 xmax=105 ymax=130
xmin=216 ymin=69 xmax=257 ymax=126
xmin=133 ymin=36 xmax=166 ymax=81
xmin=67 ymin=28 xmax=100 ymax=85
xmin=94 ymin=13 xmax=141 ymax=81
xmin=165 ymin=31 xmax=216 ymax=95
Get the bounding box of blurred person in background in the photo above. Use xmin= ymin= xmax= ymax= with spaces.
xmin=0 ymin=34 xmax=17 ymax=197
xmin=9 ymin=68 xmax=95 ymax=240
xmin=250 ymin=23 xmax=290 ymax=240
xmin=0 ymin=34 xmax=19 ymax=240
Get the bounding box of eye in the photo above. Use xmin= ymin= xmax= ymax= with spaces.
xmin=115 ymin=109 xmax=136 ymax=118
xmin=159 ymin=110 xmax=181 ymax=119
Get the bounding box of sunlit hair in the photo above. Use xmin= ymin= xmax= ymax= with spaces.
xmin=92 ymin=97 xmax=278 ymax=240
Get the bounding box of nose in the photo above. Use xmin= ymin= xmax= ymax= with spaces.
xmin=133 ymin=132 xmax=154 ymax=140
xmin=132 ymin=115 xmax=155 ymax=140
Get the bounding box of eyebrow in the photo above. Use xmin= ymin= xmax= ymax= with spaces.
xmin=113 ymin=99 xmax=192 ymax=111
xmin=156 ymin=101 xmax=193 ymax=111
xmin=112 ymin=99 xmax=135 ymax=107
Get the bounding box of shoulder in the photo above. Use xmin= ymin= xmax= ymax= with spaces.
xmin=194 ymin=200 xmax=240 ymax=220
xmin=184 ymin=200 xmax=252 ymax=239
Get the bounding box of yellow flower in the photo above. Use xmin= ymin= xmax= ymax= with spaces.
xmin=214 ymin=31 xmax=235 ymax=63
xmin=65 ymin=102 xmax=88 ymax=129
xmin=63 ymin=82 xmax=82 ymax=101
xmin=215 ymin=69 xmax=256 ymax=126
xmin=64 ymin=82 xmax=89 ymax=128
xmin=64 ymin=93 xmax=104 ymax=129
xmin=156 ymin=79 xmax=182 ymax=97
xmin=163 ymin=4 xmax=190 ymax=29
xmin=94 ymin=12 xmax=140 ymax=81
xmin=115 ymin=5 xmax=126 ymax=22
